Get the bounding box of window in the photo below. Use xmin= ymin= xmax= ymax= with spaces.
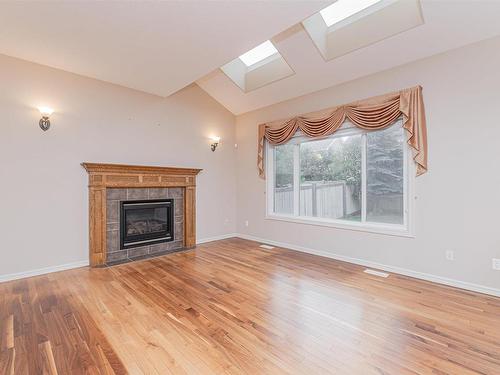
xmin=319 ymin=0 xmax=382 ymax=27
xmin=273 ymin=143 xmax=295 ymax=215
xmin=267 ymin=120 xmax=413 ymax=236
xmin=239 ymin=40 xmax=278 ymax=67
xmin=222 ymin=40 xmax=292 ymax=93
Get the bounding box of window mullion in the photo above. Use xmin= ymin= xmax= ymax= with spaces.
xmin=361 ymin=134 xmax=367 ymax=223
xmin=267 ymin=142 xmax=275 ymax=215
xmin=403 ymin=128 xmax=409 ymax=229
xmin=293 ymin=144 xmax=300 ymax=217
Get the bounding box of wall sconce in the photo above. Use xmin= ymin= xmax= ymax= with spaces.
xmin=210 ymin=136 xmax=221 ymax=152
xmin=38 ymin=107 xmax=54 ymax=131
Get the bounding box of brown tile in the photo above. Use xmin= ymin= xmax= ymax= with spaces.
xmin=174 ymin=199 xmax=183 ymax=217
xmin=107 ymin=189 xmax=127 ymax=200
xmin=127 ymin=188 xmax=149 ymax=200
xmin=174 ymin=215 xmax=183 ymax=223
xmin=128 ymin=246 xmax=149 ymax=258
xmin=168 ymin=188 xmax=184 ymax=199
xmin=106 ymin=230 xmax=119 ymax=252
xmin=149 ymin=188 xmax=168 ymax=199
xmin=168 ymin=240 xmax=184 ymax=251
xmin=106 ymin=200 xmax=119 ymax=223
xmin=174 ymin=222 xmax=184 ymax=240
xmin=107 ymin=250 xmax=127 ymax=262
xmin=107 ymin=222 xmax=119 ymax=232
xmin=149 ymin=242 xmax=169 ymax=254
xmin=149 ymin=240 xmax=183 ymax=254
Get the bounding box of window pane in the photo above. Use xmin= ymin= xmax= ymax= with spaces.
xmin=299 ymin=135 xmax=361 ymax=221
xmin=273 ymin=144 xmax=294 ymax=214
xmin=366 ymin=124 xmax=404 ymax=224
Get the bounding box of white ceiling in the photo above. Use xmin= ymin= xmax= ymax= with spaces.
xmin=197 ymin=0 xmax=500 ymax=114
xmin=0 ymin=1 xmax=329 ymax=97
xmin=2 ymin=1 xmax=500 ymax=116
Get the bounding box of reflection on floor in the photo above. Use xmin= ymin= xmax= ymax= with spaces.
xmin=1 ymin=238 xmax=499 ymax=374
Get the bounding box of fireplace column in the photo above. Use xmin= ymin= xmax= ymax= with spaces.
xmin=88 ymin=185 xmax=106 ymax=266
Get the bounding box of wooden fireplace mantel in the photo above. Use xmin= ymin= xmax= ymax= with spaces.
xmin=82 ymin=163 xmax=202 ymax=267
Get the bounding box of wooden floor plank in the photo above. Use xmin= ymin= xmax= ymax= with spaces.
xmin=39 ymin=340 xmax=58 ymax=375
xmin=0 ymin=238 xmax=499 ymax=374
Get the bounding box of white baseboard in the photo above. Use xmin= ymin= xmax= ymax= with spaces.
xmin=0 ymin=260 xmax=89 ymax=284
xmin=0 ymin=233 xmax=236 ymax=284
xmin=197 ymin=233 xmax=238 ymax=244
xmin=3 ymin=234 xmax=498 ymax=298
xmin=236 ymin=233 xmax=500 ymax=298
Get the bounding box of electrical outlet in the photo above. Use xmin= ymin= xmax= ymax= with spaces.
xmin=244 ymin=220 xmax=249 ymax=227
xmin=492 ymin=258 xmax=500 ymax=270
xmin=445 ymin=250 xmax=454 ymax=261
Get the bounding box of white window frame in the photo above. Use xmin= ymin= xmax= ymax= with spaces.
xmin=265 ymin=119 xmax=416 ymax=237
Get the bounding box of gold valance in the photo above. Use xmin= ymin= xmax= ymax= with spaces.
xmin=258 ymin=86 xmax=427 ymax=178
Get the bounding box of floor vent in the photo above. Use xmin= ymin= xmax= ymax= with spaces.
xmin=363 ymin=269 xmax=389 ymax=278
xmin=259 ymin=244 xmax=275 ymax=250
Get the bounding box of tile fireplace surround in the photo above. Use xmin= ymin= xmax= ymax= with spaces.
xmin=106 ymin=187 xmax=184 ymax=264
xmin=82 ymin=163 xmax=202 ymax=267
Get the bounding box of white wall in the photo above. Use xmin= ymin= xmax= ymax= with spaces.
xmin=235 ymin=36 xmax=500 ymax=292
xmin=2 ymin=36 xmax=499 ymax=294
xmin=0 ymin=54 xmax=236 ymax=278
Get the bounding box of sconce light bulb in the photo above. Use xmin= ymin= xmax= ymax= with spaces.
xmin=38 ymin=106 xmax=54 ymax=117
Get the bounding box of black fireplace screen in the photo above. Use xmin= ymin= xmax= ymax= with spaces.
xmin=120 ymin=199 xmax=174 ymax=249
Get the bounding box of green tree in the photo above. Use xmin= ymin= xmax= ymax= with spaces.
xmin=300 ymin=137 xmax=362 ymax=200
xmin=275 ymin=144 xmax=294 ymax=187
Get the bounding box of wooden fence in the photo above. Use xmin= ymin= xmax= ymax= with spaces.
xmin=274 ymin=181 xmax=360 ymax=219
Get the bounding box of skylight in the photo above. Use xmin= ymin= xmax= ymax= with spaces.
xmin=239 ymin=40 xmax=278 ymax=67
xmin=320 ymin=0 xmax=382 ymax=27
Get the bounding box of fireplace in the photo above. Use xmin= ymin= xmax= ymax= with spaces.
xmin=120 ymin=199 xmax=174 ymax=249
xmin=82 ymin=163 xmax=201 ymax=266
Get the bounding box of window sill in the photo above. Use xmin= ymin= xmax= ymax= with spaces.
xmin=265 ymin=214 xmax=415 ymax=238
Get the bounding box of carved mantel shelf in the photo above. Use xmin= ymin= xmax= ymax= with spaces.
xmin=82 ymin=163 xmax=202 ymax=267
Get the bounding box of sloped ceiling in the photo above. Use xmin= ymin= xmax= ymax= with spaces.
xmin=1 ymin=1 xmax=500 ymax=115
xmin=0 ymin=1 xmax=329 ymax=97
xmin=197 ymin=0 xmax=500 ymax=114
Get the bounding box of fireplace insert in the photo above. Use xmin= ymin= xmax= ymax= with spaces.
xmin=120 ymin=199 xmax=174 ymax=249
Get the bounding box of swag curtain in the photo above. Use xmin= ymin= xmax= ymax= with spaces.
xmin=257 ymin=86 xmax=427 ymax=178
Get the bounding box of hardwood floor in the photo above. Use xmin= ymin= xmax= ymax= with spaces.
xmin=1 ymin=238 xmax=499 ymax=374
